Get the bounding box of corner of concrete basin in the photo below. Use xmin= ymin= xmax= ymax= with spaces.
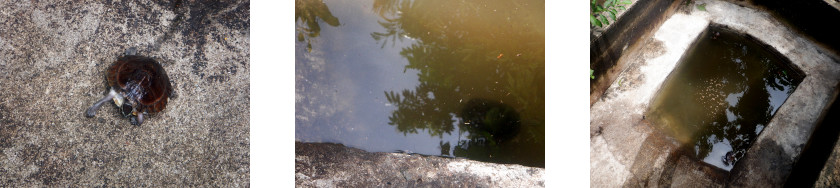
xmin=590 ymin=0 xmax=840 ymax=186
xmin=294 ymin=142 xmax=545 ymax=187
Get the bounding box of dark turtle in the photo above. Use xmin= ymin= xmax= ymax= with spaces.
xmin=722 ymin=151 xmax=736 ymax=166
xmin=85 ymin=48 xmax=173 ymax=126
xmin=460 ymin=98 xmax=521 ymax=145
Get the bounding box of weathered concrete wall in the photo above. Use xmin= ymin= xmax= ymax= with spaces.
xmin=809 ymin=87 xmax=840 ymax=187
xmin=590 ymin=0 xmax=840 ymax=186
xmin=0 ymin=0 xmax=249 ymax=186
xmin=753 ymin=0 xmax=840 ymax=58
xmin=783 ymin=84 xmax=840 ymax=186
xmin=590 ymin=12 xmax=711 ymax=187
xmin=589 ymin=0 xmax=682 ymax=106
xmin=295 ymin=142 xmax=544 ymax=187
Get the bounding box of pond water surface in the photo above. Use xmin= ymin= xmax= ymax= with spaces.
xmin=295 ymin=0 xmax=545 ymax=167
xmin=647 ymin=26 xmax=804 ymax=171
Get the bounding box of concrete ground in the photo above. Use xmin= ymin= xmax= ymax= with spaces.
xmin=295 ymin=142 xmax=544 ymax=187
xmin=817 ymin=135 xmax=840 ymax=187
xmin=813 ymin=94 xmax=840 ymax=187
xmin=590 ymin=0 xmax=840 ymax=187
xmin=0 ymin=0 xmax=249 ymax=186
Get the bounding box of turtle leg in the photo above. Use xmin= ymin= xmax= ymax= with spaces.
xmin=86 ymin=91 xmax=115 ymax=118
xmin=131 ymin=113 xmax=144 ymax=126
xmin=124 ymin=47 xmax=137 ymax=56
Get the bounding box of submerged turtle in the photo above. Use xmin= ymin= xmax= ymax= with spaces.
xmin=85 ymin=48 xmax=173 ymax=126
xmin=460 ymin=98 xmax=521 ymax=145
xmin=722 ymin=151 xmax=736 ymax=166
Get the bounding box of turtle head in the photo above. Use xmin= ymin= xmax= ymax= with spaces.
xmin=117 ymin=78 xmax=149 ymax=118
xmin=110 ymin=89 xmax=135 ymax=117
xmin=113 ymin=89 xmax=145 ymax=126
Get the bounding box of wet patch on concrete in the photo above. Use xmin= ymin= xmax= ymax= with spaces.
xmin=728 ymin=140 xmax=794 ymax=186
xmin=0 ymin=106 xmax=20 ymax=152
xmin=623 ymin=133 xmax=676 ymax=187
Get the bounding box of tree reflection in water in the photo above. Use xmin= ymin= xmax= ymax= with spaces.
xmin=295 ymin=0 xmax=341 ymax=52
xmin=374 ymin=0 xmax=545 ymax=167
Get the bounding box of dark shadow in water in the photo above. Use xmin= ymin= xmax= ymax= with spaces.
xmin=295 ymin=0 xmax=341 ymax=52
xmin=460 ymin=98 xmax=521 ymax=146
xmin=373 ymin=0 xmax=545 ymax=167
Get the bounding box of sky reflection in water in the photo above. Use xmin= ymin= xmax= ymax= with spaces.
xmin=296 ymin=0 xmax=545 ymax=167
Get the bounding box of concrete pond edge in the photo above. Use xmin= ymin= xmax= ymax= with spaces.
xmin=590 ymin=0 xmax=840 ymax=186
xmin=295 ymin=142 xmax=545 ymax=187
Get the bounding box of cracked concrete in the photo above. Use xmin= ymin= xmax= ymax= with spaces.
xmin=0 ymin=0 xmax=249 ymax=186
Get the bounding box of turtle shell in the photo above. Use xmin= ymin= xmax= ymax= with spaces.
xmin=106 ymin=55 xmax=173 ymax=114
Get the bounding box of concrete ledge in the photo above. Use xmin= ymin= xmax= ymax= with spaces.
xmin=590 ymin=13 xmax=709 ymax=187
xmin=295 ymin=142 xmax=544 ymax=187
xmin=590 ymin=0 xmax=682 ymax=106
xmin=590 ymin=0 xmax=840 ymax=186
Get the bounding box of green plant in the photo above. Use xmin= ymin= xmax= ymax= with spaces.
xmin=591 ymin=69 xmax=595 ymax=79
xmin=696 ymin=3 xmax=706 ymax=11
xmin=590 ymin=0 xmax=632 ymax=27
xmin=685 ymin=0 xmax=706 ymax=11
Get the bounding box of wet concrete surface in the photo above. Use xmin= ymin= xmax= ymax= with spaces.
xmin=0 ymin=0 xmax=249 ymax=186
xmin=295 ymin=142 xmax=544 ymax=187
xmin=590 ymin=0 xmax=840 ymax=186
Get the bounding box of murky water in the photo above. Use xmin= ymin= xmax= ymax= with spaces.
xmin=647 ymin=26 xmax=804 ymax=171
xmin=295 ymin=0 xmax=545 ymax=167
